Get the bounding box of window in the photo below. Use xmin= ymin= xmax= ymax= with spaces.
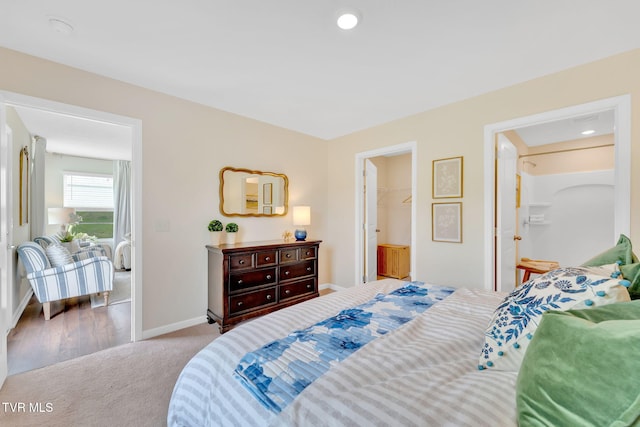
xmin=63 ymin=172 xmax=114 ymax=238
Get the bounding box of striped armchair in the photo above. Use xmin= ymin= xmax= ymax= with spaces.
xmin=17 ymin=241 xmax=114 ymax=320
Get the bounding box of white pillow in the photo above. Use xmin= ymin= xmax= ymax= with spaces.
xmin=478 ymin=265 xmax=631 ymax=372
xmin=45 ymin=244 xmax=73 ymax=267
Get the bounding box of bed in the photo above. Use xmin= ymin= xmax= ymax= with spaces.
xmin=168 ymin=236 xmax=640 ymax=426
xmin=168 ymin=279 xmax=518 ymax=426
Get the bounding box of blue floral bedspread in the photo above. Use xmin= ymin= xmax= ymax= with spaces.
xmin=234 ymin=282 xmax=455 ymax=413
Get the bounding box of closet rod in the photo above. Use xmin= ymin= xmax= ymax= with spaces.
xmin=519 ymin=143 xmax=613 ymax=158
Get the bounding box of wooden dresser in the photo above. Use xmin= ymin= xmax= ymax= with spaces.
xmin=206 ymin=239 xmax=321 ymax=332
xmin=377 ymin=244 xmax=410 ymax=279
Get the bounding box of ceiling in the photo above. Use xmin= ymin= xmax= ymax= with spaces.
xmin=1 ymin=1 xmax=639 ymax=157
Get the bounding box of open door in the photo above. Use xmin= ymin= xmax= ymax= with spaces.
xmin=0 ymin=101 xmax=11 ymax=387
xmin=364 ymin=159 xmax=378 ymax=283
xmin=496 ymin=134 xmax=518 ymax=292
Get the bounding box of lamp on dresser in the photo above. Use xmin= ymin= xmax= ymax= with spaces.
xmin=293 ymin=206 xmax=310 ymax=241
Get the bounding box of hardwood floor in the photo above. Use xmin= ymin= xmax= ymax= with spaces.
xmin=7 ymin=294 xmax=131 ymax=376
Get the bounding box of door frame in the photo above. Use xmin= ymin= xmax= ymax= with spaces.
xmin=355 ymin=141 xmax=417 ymax=285
xmin=0 ymin=91 xmax=143 ymax=342
xmin=483 ymin=95 xmax=631 ymax=291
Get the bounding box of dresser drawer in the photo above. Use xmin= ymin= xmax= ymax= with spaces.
xmin=280 ymin=260 xmax=315 ymax=282
xmin=280 ymin=248 xmax=299 ymax=264
xmin=300 ymin=246 xmax=317 ymax=260
xmin=229 ymin=287 xmax=277 ymax=315
xmin=280 ymin=278 xmax=316 ymax=301
xmin=256 ymin=250 xmax=277 ymax=267
xmin=229 ymin=253 xmax=254 ymax=270
xmin=229 ymin=268 xmax=276 ymax=292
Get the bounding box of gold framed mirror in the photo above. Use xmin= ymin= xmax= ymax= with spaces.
xmin=19 ymin=146 xmax=29 ymax=225
xmin=219 ymin=166 xmax=288 ymax=217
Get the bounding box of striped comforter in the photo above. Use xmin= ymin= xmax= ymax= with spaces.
xmin=167 ymin=279 xmax=518 ymax=427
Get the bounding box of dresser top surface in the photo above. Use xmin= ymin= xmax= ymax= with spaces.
xmin=207 ymin=239 xmax=322 ymax=253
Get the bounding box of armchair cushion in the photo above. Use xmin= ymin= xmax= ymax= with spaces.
xmin=45 ymin=244 xmax=73 ymax=267
xmin=17 ymin=242 xmax=50 ymax=274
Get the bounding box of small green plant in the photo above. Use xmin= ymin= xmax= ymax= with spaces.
xmin=58 ymin=231 xmax=75 ymax=242
xmin=225 ymin=223 xmax=238 ymax=233
xmin=208 ymin=219 xmax=223 ymax=232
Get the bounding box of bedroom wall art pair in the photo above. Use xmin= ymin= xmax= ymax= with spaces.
xmin=432 ymin=156 xmax=463 ymax=243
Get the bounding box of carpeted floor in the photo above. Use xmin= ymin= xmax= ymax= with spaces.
xmin=0 ymin=322 xmax=220 ymax=427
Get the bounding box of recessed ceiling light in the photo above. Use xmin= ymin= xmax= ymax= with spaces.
xmin=581 ymin=129 xmax=596 ymax=135
xmin=337 ymin=12 xmax=359 ymax=30
xmin=48 ymin=16 xmax=74 ymax=35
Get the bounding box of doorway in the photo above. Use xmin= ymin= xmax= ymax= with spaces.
xmin=484 ymin=95 xmax=631 ymax=292
xmin=0 ymin=91 xmax=143 ymax=379
xmin=355 ymin=141 xmax=417 ymax=285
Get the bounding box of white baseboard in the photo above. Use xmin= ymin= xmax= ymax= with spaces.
xmin=12 ymin=288 xmax=33 ymax=329
xmin=141 ymin=315 xmax=207 ymax=340
xmin=319 ymin=283 xmax=349 ymax=292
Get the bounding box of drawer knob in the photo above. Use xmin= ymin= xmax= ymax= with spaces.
xmin=286 ymin=253 xmax=291 ymax=258
xmin=239 ymin=260 xmax=245 ymax=265
xmin=265 ymin=256 xmax=271 ymax=261
xmin=237 ymin=301 xmax=243 ymax=306
xmin=305 ymin=251 xmax=310 ymax=256
xmin=284 ymin=271 xmax=290 ymax=276
xmin=237 ymin=279 xmax=243 ymax=285
xmin=266 ymin=294 xmax=272 ymax=300
xmin=306 ymin=284 xmax=311 ymax=289
xmin=266 ymin=274 xmax=272 ymax=280
xmin=306 ymin=267 xmax=312 ymax=272
xmin=285 ymin=289 xmax=291 ymax=294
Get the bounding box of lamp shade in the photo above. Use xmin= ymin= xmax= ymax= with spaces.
xmin=293 ymin=206 xmax=311 ymax=226
xmin=48 ymin=207 xmax=75 ymax=225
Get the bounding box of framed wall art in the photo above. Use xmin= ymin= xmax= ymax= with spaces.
xmin=19 ymin=146 xmax=29 ymax=226
xmin=432 ymin=156 xmax=463 ymax=198
xmin=432 ymin=202 xmax=462 ymax=243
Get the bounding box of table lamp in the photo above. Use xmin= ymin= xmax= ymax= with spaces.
xmin=48 ymin=207 xmax=75 ymax=234
xmin=293 ymin=206 xmax=310 ymax=241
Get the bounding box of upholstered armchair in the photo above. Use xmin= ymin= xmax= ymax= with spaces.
xmin=17 ymin=242 xmax=114 ymax=320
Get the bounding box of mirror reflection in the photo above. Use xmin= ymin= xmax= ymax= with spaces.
xmin=219 ymin=167 xmax=288 ymax=217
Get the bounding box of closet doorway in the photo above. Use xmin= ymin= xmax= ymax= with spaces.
xmin=355 ymin=141 xmax=417 ymax=285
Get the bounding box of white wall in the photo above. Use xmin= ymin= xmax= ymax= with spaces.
xmin=519 ymin=170 xmax=615 ymax=267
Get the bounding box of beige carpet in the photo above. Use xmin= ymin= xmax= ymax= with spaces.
xmin=0 ymin=322 xmax=220 ymax=427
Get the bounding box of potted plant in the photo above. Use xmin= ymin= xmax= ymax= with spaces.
xmin=208 ymin=219 xmax=223 ymax=245
xmin=225 ymin=222 xmax=239 ymax=245
xmin=58 ymin=231 xmax=80 ymax=253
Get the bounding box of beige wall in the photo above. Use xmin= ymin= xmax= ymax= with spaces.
xmin=327 ymin=48 xmax=640 ymax=289
xmin=0 ymin=47 xmax=329 ymax=334
xmin=522 ymin=134 xmax=614 ymax=176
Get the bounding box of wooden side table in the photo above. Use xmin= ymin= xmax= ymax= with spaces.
xmin=516 ymin=258 xmax=559 ymax=285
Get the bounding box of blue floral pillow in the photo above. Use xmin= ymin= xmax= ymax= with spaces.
xmin=478 ymin=265 xmax=631 ymax=372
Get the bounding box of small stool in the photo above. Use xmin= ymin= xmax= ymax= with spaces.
xmin=516 ymin=258 xmax=560 ymax=285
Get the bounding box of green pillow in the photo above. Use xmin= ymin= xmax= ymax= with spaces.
xmin=581 ymin=234 xmax=638 ymax=267
xmin=516 ymin=301 xmax=640 ymax=427
xmin=621 ymin=263 xmax=640 ymax=300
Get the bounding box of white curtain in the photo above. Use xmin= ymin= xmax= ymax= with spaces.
xmin=29 ymin=136 xmax=47 ymax=239
xmin=113 ymin=160 xmax=131 ymax=250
